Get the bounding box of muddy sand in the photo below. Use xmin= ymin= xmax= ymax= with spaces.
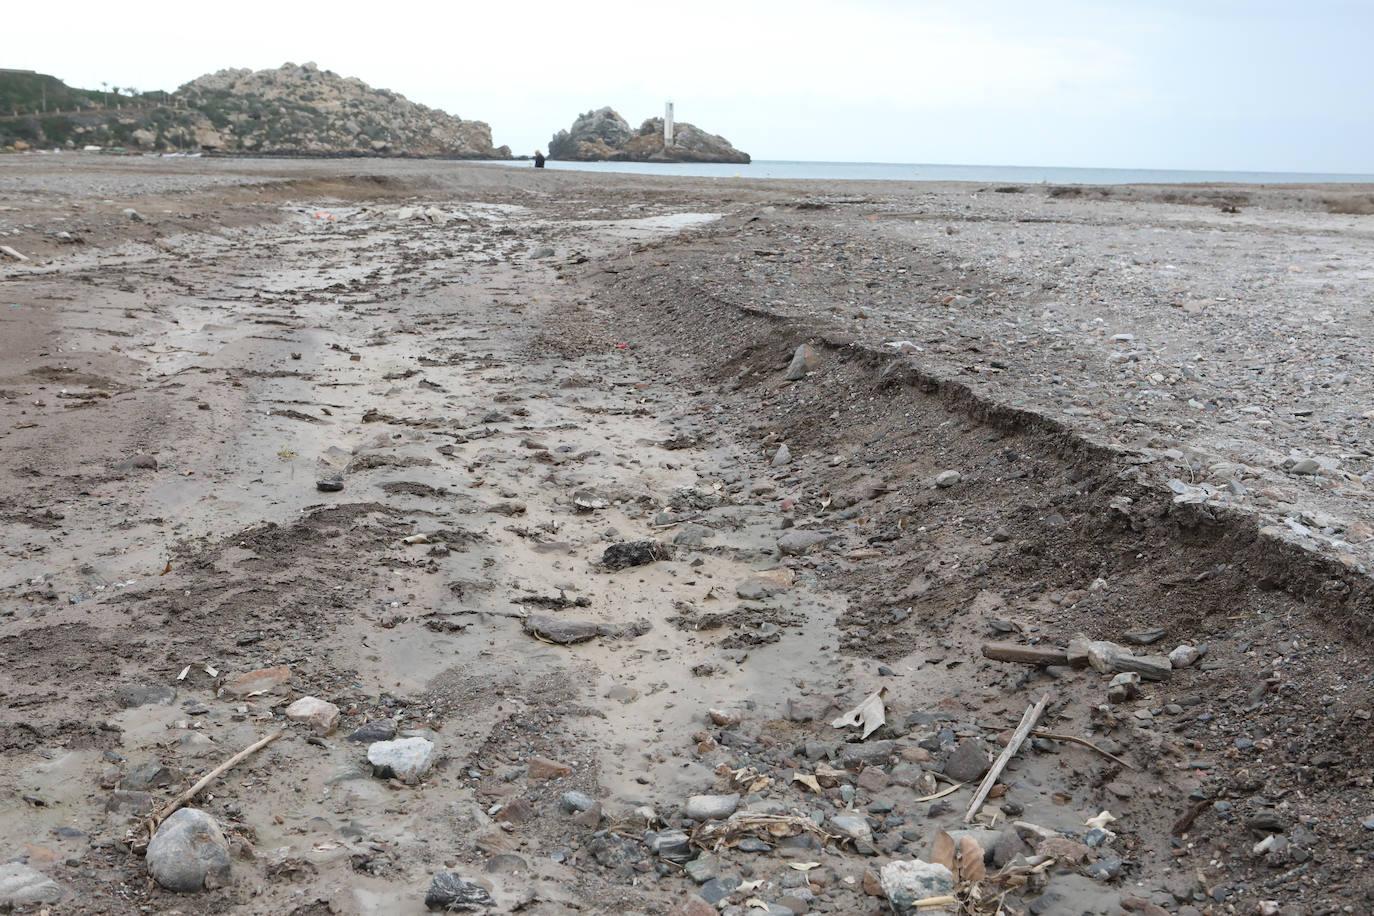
xmin=1 ymin=155 xmax=1373 ymax=916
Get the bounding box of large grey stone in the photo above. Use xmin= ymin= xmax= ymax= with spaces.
xmin=145 ymin=808 xmax=232 ymax=892
xmin=0 ymin=864 xmax=63 ymax=907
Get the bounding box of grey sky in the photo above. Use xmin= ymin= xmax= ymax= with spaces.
xmin=8 ymin=0 xmax=1371 ymax=172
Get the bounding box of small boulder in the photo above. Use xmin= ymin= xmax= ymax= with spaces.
xmin=1169 ymin=645 xmax=1201 ymax=668
xmin=944 ymin=738 xmax=991 ymax=783
xmin=777 ymin=530 xmax=833 ymax=556
xmin=684 ymin=793 xmax=739 ymax=821
xmin=934 ymin=470 xmax=961 ymax=488
xmin=424 ymin=872 xmax=495 ymax=911
xmin=145 ymin=808 xmax=232 ymax=892
xmin=285 ymin=696 xmax=340 ymax=735
xmin=785 ymin=343 xmax=821 ymax=381
xmin=367 ymin=737 xmax=435 ymax=783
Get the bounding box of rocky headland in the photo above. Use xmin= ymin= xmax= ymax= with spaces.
xmin=548 ymin=106 xmax=749 ymax=163
xmin=0 ymin=63 xmax=509 ymax=158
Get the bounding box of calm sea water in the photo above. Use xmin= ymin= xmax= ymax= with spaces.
xmin=483 ymin=158 xmax=1373 ymax=185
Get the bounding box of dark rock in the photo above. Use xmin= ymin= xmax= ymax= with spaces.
xmin=601 ymin=539 xmax=670 ymax=570
xmin=120 ymin=761 xmax=176 ymax=791
xmin=424 ymin=872 xmax=495 ymax=911
xmin=316 ymin=474 xmax=344 ymax=492
xmin=589 ymin=835 xmax=642 ymax=870
xmin=943 ymin=738 xmax=991 ymax=783
xmin=346 ymin=719 xmax=397 ymax=743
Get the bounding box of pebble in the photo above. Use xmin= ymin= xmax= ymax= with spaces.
xmin=934 ymin=470 xmax=961 ymax=488
xmin=145 ymin=808 xmax=232 ymax=892
xmin=685 ymin=793 xmax=740 ymax=821
xmin=771 ymin=443 xmax=792 ymax=467
xmin=367 ymin=737 xmax=435 ymax=783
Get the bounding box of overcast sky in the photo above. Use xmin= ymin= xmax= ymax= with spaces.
xmin=8 ymin=0 xmax=1371 ymax=172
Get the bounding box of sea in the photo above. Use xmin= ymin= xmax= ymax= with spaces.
xmin=484 ymin=158 xmax=1373 ymax=185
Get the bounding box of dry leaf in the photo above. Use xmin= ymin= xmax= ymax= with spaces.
xmin=931 ymin=828 xmax=955 ymax=872
xmin=956 ymin=835 xmax=986 ymax=883
xmin=746 ymin=899 xmax=768 ymax=910
xmin=831 ymin=687 xmax=887 ymax=739
xmin=793 ymin=773 xmax=822 ymax=794
xmin=788 ymin=862 xmax=820 ymax=871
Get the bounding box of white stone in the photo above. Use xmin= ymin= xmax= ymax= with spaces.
xmin=1169 ymin=644 xmax=1201 ymax=668
xmin=934 ymin=470 xmax=961 ymax=488
xmin=367 ymin=737 xmax=435 ymax=784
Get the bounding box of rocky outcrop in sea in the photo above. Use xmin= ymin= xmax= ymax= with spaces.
xmin=548 ymin=107 xmax=749 ymax=164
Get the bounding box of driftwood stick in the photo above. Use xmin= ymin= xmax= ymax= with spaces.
xmin=1031 ymin=730 xmax=1135 ymax=770
xmin=965 ymin=695 xmax=1049 ymax=821
xmin=148 ymin=729 xmax=285 ymax=832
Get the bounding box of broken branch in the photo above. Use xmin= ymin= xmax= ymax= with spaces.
xmin=1031 ymin=730 xmax=1134 ymax=770
xmin=965 ymin=695 xmax=1048 ymax=821
xmin=148 ymin=729 xmax=285 ymax=833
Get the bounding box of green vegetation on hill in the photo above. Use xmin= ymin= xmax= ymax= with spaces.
xmin=0 ymin=65 xmax=507 ymax=157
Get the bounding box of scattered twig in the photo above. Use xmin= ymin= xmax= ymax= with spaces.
xmin=147 ymin=729 xmax=284 ymax=834
xmin=966 ymin=695 xmax=1048 ymax=821
xmin=1031 ymin=730 xmax=1134 ymax=770
xmin=915 ymin=781 xmax=966 ymax=802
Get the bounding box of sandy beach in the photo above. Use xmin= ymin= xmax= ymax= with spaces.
xmin=2 ymin=155 xmax=1373 ymax=915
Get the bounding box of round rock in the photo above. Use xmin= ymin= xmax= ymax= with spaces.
xmin=145 ymin=808 xmax=232 ymax=892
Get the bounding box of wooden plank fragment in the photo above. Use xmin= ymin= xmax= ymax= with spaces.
xmin=981 ymin=642 xmax=1069 ymax=667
